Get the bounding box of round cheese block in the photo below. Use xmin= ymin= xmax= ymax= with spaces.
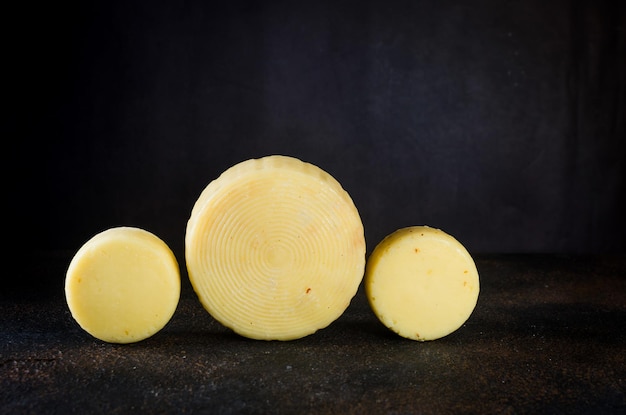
xmin=365 ymin=226 xmax=479 ymax=341
xmin=185 ymin=155 xmax=366 ymax=340
xmin=65 ymin=227 xmax=180 ymax=343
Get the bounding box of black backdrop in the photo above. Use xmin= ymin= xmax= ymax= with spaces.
xmin=7 ymin=1 xmax=625 ymax=282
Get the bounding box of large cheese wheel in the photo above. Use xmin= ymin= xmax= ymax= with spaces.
xmin=185 ymin=155 xmax=366 ymax=340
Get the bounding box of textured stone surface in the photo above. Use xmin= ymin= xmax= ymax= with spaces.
xmin=2 ymin=254 xmax=625 ymax=413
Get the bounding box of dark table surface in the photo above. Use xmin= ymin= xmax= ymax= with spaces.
xmin=2 ymin=253 xmax=625 ymax=414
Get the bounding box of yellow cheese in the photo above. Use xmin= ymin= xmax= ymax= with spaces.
xmin=65 ymin=227 xmax=180 ymax=343
xmin=185 ymin=155 xmax=366 ymax=340
xmin=365 ymin=226 xmax=479 ymax=341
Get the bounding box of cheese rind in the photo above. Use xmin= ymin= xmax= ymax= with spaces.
xmin=185 ymin=155 xmax=366 ymax=340
xmin=365 ymin=226 xmax=479 ymax=341
xmin=65 ymin=227 xmax=180 ymax=343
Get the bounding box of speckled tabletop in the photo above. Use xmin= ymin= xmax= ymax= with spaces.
xmin=2 ymin=254 xmax=625 ymax=414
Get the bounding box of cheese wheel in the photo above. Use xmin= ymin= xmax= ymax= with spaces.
xmin=365 ymin=226 xmax=479 ymax=341
xmin=185 ymin=155 xmax=366 ymax=340
xmin=65 ymin=227 xmax=180 ymax=343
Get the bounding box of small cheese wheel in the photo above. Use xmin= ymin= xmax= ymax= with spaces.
xmin=65 ymin=227 xmax=180 ymax=343
xmin=365 ymin=226 xmax=479 ymax=341
xmin=185 ymin=155 xmax=366 ymax=340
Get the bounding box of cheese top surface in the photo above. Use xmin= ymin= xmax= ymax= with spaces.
xmin=65 ymin=227 xmax=180 ymax=343
xmin=185 ymin=155 xmax=366 ymax=340
xmin=365 ymin=226 xmax=479 ymax=341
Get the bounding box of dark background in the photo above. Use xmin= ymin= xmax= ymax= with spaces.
xmin=6 ymin=1 xmax=625 ymax=289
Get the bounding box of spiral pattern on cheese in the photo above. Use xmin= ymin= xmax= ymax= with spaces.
xmin=185 ymin=155 xmax=366 ymax=340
